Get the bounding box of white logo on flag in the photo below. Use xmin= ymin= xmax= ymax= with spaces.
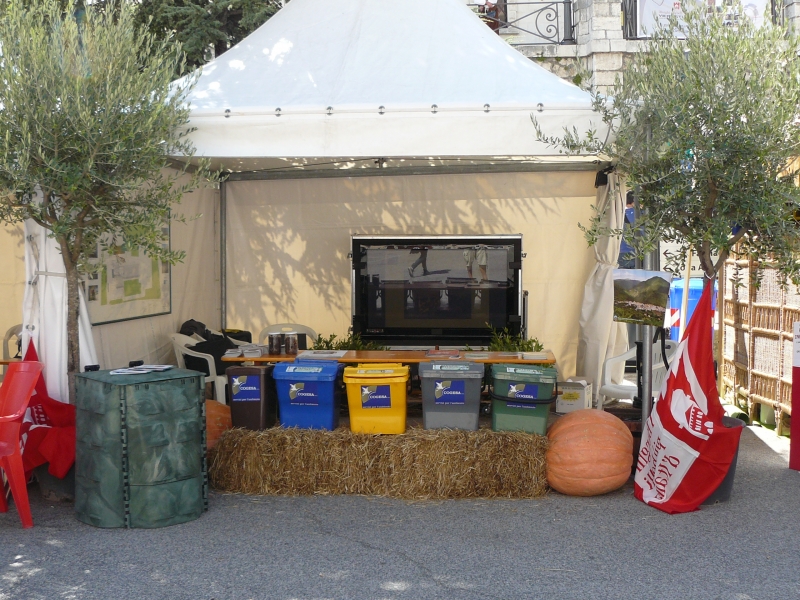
xmin=670 ymin=389 xmax=714 ymax=440
xmin=665 ymin=341 xmax=714 ymax=440
xmin=635 ymin=409 xmax=699 ymax=504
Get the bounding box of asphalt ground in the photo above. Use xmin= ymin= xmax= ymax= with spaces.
xmin=1 ymin=426 xmax=798 ymax=600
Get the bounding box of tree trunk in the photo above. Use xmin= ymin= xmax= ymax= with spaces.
xmin=61 ymin=243 xmax=82 ymax=404
xmin=698 ymin=242 xmax=720 ymax=280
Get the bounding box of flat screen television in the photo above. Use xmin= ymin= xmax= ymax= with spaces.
xmin=351 ymin=235 xmax=524 ymax=346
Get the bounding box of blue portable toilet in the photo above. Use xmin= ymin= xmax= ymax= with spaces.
xmin=272 ymin=360 xmax=344 ymax=430
xmin=668 ymin=278 xmax=717 ymax=341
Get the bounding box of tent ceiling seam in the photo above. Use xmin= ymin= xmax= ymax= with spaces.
xmin=220 ymin=160 xmax=607 ymax=181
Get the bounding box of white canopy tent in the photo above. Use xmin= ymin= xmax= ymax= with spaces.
xmin=182 ymin=0 xmax=605 ymax=168
xmin=173 ymin=0 xmax=616 ymax=377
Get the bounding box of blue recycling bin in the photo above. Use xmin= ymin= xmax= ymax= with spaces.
xmin=272 ymin=360 xmax=344 ymax=430
xmin=669 ymin=278 xmax=717 ymax=341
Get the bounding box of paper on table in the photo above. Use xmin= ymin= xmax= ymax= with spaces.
xmin=298 ymin=350 xmax=348 ymax=359
xmin=522 ymin=351 xmax=550 ymax=360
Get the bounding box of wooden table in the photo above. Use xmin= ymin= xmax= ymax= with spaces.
xmin=222 ymin=350 xmax=556 ymax=366
xmin=0 ymin=359 xmax=20 ymax=365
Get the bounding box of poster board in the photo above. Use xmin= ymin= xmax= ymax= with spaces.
xmin=613 ymin=268 xmax=673 ymax=326
xmin=81 ymin=227 xmax=172 ymax=325
xmin=637 ymin=0 xmax=771 ymax=38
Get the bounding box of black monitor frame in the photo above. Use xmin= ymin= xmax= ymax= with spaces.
xmin=351 ymin=235 xmax=524 ymax=347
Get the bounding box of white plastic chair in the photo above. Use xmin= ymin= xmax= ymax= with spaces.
xmin=257 ymin=323 xmax=318 ymax=347
xmin=598 ymin=339 xmax=678 ymax=410
xmin=1 ymin=324 xmax=22 ymax=383
xmin=169 ymin=333 xmax=228 ymax=405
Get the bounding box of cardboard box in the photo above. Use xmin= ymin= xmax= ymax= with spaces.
xmin=556 ymin=378 xmax=593 ymax=413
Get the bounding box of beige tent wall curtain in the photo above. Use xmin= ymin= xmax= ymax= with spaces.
xmin=575 ymin=173 xmax=628 ymax=401
xmin=0 ymin=173 xmax=219 ymax=372
xmin=224 ymin=170 xmax=598 ymax=376
xmin=22 ymin=219 xmax=98 ymax=401
xmin=0 ymin=224 xmax=25 ymax=350
xmin=91 ymin=174 xmax=221 ymax=369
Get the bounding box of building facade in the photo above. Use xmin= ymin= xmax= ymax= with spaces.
xmin=473 ymin=0 xmax=793 ymax=91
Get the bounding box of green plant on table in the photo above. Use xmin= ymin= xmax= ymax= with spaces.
xmin=487 ymin=326 xmax=544 ymax=353
xmin=312 ymin=332 xmax=388 ymax=351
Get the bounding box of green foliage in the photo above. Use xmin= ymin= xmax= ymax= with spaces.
xmin=0 ymin=0 xmax=209 ymax=270
xmin=535 ymin=4 xmax=800 ymax=283
xmin=0 ymin=0 xmax=210 ymax=391
xmin=487 ymin=326 xmax=544 ymax=353
xmin=312 ymin=333 xmax=388 ymax=351
xmin=134 ymin=0 xmax=282 ymax=69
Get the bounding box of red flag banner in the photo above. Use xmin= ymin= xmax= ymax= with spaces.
xmin=635 ymin=280 xmax=741 ymax=513
xmin=21 ymin=342 xmax=76 ymax=479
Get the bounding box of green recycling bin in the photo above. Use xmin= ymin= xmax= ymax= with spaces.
xmin=490 ymin=364 xmax=557 ymax=435
xmin=75 ymin=368 xmax=208 ymax=528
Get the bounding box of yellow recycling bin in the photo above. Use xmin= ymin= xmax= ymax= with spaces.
xmin=343 ymin=363 xmax=409 ymax=434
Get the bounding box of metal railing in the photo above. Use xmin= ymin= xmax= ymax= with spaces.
xmin=467 ymin=1 xmax=576 ymax=45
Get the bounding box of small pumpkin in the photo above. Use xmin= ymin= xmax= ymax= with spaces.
xmin=205 ymin=400 xmax=232 ymax=450
xmin=546 ymin=409 xmax=633 ymax=496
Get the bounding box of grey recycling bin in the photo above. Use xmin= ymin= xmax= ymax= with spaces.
xmin=419 ymin=361 xmax=484 ymax=430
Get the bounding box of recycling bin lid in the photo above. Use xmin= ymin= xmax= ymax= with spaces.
xmin=491 ymin=364 xmax=557 ymax=383
xmin=273 ymin=361 xmax=341 ymax=381
xmin=76 ymin=368 xmax=202 ymax=385
xmin=419 ymin=361 xmax=484 ymax=379
xmin=343 ymin=363 xmax=409 ymax=380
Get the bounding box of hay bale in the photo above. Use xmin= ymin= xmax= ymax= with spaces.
xmin=208 ymin=427 xmax=549 ymax=500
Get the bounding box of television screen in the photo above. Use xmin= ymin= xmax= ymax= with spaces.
xmin=352 ymin=236 xmax=523 ymax=346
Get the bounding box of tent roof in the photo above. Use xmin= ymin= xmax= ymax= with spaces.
xmin=181 ymin=0 xmax=606 ymax=171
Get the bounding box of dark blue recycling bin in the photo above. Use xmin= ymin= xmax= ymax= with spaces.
xmin=669 ymin=278 xmax=717 ymax=341
xmin=272 ymin=360 xmax=344 ymax=430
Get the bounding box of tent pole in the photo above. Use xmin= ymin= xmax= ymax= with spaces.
xmin=678 ymin=245 xmax=692 ymax=340
xmin=220 ymin=179 xmax=227 ymax=330
xmin=642 ymin=235 xmax=660 ymax=421
xmin=640 ymin=124 xmax=654 ymax=424
xmin=640 ymin=248 xmax=660 ymax=422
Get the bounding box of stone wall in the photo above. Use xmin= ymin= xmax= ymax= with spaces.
xmin=511 ymin=0 xmax=645 ymax=92
xmin=785 ymin=0 xmax=800 ymax=30
xmin=508 ymin=0 xmax=797 ymax=91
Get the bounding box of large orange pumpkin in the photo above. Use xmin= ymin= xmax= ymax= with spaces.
xmin=546 ymin=409 xmax=633 ymax=496
xmin=205 ymin=401 xmax=232 ymax=450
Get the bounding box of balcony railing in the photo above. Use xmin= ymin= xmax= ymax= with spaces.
xmin=467 ymin=1 xmax=576 ymax=45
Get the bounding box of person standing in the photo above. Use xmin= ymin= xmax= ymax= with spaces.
xmin=464 ymin=245 xmax=488 ymax=281
xmin=408 ymin=247 xmax=430 ymax=277
xmin=618 ymin=192 xmax=636 ymax=269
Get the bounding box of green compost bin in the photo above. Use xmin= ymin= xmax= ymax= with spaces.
xmin=490 ymin=364 xmax=557 ymax=435
xmin=75 ymin=368 xmax=208 ymax=528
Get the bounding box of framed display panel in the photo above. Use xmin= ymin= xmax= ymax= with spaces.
xmin=351 ymin=235 xmax=524 ymax=346
xmin=81 ymin=227 xmax=172 ymax=325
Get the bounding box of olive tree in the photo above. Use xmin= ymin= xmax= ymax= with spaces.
xmin=0 ymin=0 xmax=207 ymax=400
xmin=536 ymin=4 xmax=800 ymax=283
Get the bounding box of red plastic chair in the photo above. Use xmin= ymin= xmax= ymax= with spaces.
xmin=0 ymin=361 xmax=44 ymax=528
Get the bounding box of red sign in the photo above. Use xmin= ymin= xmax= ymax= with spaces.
xmin=791 ymin=323 xmax=800 ymax=471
